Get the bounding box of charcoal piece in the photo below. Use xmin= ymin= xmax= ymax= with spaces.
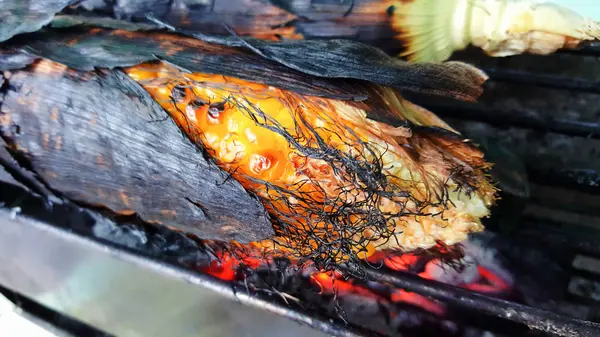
xmin=6 ymin=26 xmax=486 ymax=103
xmin=0 ymin=61 xmax=273 ymax=242
xmin=0 ymin=0 xmax=74 ymax=43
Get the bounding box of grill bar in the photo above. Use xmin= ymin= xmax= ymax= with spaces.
xmin=527 ymin=167 xmax=600 ymax=194
xmin=481 ymin=67 xmax=600 ymax=94
xmin=425 ymin=103 xmax=600 ymax=140
xmin=345 ymin=266 xmax=600 ymax=337
xmin=417 ymin=106 xmax=600 ymax=193
xmin=528 ymin=186 xmax=600 ymax=217
xmin=516 ymin=216 xmax=600 ymax=257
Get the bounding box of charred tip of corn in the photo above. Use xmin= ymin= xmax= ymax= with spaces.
xmin=390 ymin=0 xmax=600 ymax=62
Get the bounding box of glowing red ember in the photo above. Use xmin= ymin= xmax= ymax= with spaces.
xmin=201 ymin=239 xmax=513 ymax=318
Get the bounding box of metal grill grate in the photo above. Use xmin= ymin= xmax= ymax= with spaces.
xmin=409 ymin=45 xmax=600 ymax=336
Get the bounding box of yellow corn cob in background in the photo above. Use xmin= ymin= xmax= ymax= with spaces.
xmin=126 ymin=63 xmax=497 ymax=264
xmin=393 ymin=0 xmax=600 ymax=62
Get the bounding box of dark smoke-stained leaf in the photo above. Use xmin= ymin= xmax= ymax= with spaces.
xmin=0 ymin=61 xmax=273 ymax=243
xmin=221 ymin=38 xmax=488 ymax=102
xmin=0 ymin=0 xmax=74 ymax=42
xmin=4 ymin=27 xmax=487 ymax=103
xmin=0 ymin=137 xmax=62 ymax=204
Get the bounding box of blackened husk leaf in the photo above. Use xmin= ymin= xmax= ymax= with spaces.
xmin=0 ymin=60 xmax=273 ymax=242
xmin=0 ymin=0 xmax=74 ymax=42
xmin=3 ymin=26 xmax=486 ymax=103
xmin=189 ymin=33 xmax=488 ymax=102
xmin=70 ymin=0 xmax=402 ymax=52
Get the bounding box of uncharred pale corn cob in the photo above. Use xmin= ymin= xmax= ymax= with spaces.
xmin=125 ymin=62 xmax=496 ymax=264
xmin=392 ymin=0 xmax=600 ymax=62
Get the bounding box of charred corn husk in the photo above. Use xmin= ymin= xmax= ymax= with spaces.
xmin=83 ymin=0 xmax=599 ymax=63
xmin=125 ymin=63 xmax=497 ymax=264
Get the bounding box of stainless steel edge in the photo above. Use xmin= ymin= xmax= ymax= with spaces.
xmin=0 ymin=208 xmax=355 ymax=337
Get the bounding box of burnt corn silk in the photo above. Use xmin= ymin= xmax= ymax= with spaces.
xmin=126 ymin=63 xmax=497 ymax=264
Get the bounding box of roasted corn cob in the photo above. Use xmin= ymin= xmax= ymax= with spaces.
xmin=126 ymin=63 xmax=497 ymax=264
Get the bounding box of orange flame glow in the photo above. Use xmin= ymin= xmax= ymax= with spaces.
xmin=201 ymin=243 xmax=512 ymax=317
